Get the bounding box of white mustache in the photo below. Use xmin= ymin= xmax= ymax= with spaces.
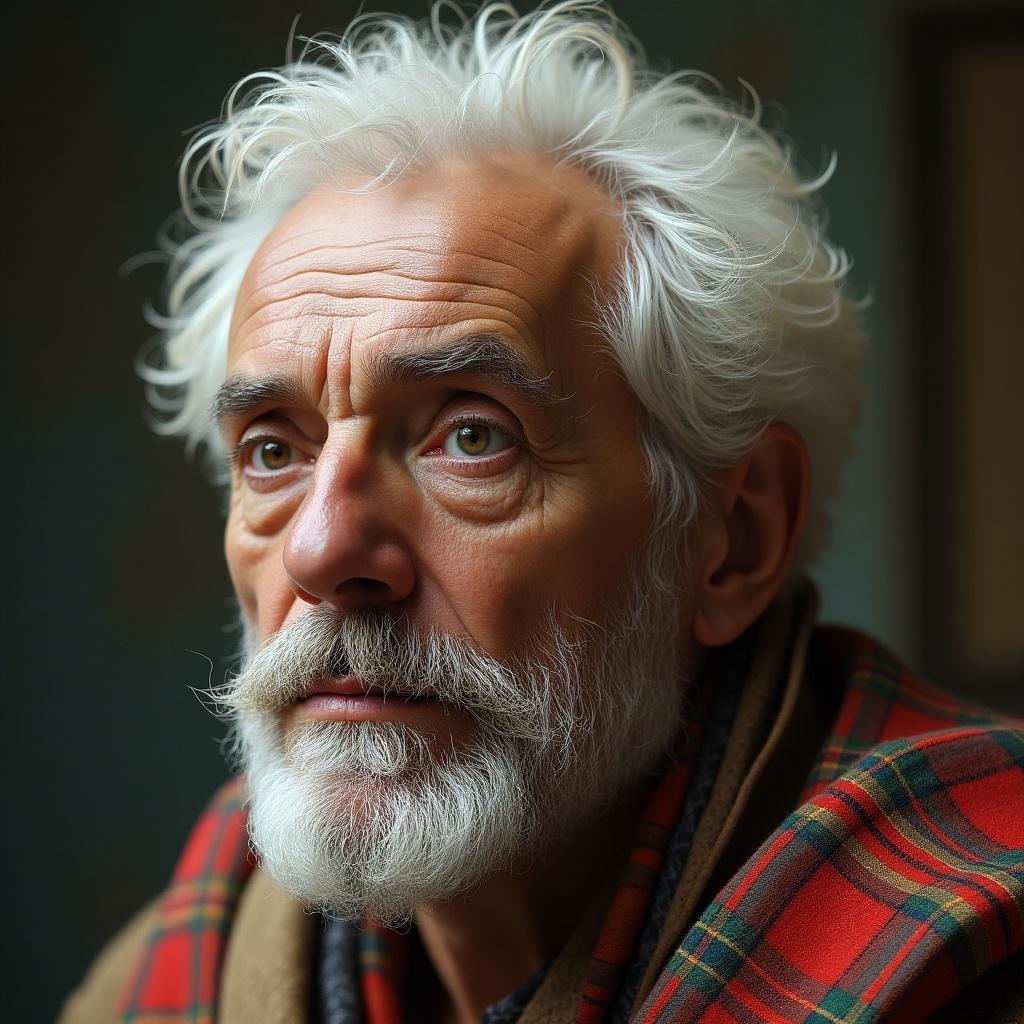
xmin=230 ymin=527 xmax=689 ymax=921
xmin=216 ymin=604 xmax=589 ymax=751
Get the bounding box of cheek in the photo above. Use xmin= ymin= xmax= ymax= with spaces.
xmin=224 ymin=508 xmax=254 ymax=612
xmin=532 ymin=511 xmax=648 ymax=617
xmin=421 ymin=487 xmax=654 ymax=659
xmin=225 ymin=511 xmax=296 ymax=639
xmin=236 ymin=481 xmax=307 ymax=537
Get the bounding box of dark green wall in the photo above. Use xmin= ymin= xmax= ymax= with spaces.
xmin=4 ymin=3 xmax=1018 ymax=1020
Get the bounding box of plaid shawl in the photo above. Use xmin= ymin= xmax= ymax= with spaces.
xmin=115 ymin=628 xmax=1024 ymax=1023
xmin=637 ymin=629 xmax=1024 ymax=1023
xmin=115 ymin=778 xmax=255 ymax=1023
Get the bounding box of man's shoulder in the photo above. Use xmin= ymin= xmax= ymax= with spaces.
xmin=636 ymin=619 xmax=1024 ymax=1022
xmin=804 ymin=623 xmax=1022 ymax=796
xmin=59 ymin=898 xmax=163 ymax=1024
xmin=808 ymin=623 xmax=1020 ymax=730
xmin=61 ymin=778 xmax=256 ymax=1024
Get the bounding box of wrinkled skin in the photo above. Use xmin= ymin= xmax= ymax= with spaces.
xmin=221 ymin=154 xmax=680 ymax=746
xmin=219 ymin=154 xmax=676 ymax=1022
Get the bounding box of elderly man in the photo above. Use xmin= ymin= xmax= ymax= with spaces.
xmin=63 ymin=3 xmax=1022 ymax=1022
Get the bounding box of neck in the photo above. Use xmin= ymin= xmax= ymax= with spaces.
xmin=413 ymin=778 xmax=653 ymax=1024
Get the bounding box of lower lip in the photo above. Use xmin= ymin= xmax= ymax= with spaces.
xmin=295 ymin=692 xmax=438 ymax=722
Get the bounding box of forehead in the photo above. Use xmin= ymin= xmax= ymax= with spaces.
xmin=227 ymin=154 xmax=623 ymax=390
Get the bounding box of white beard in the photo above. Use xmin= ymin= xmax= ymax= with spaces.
xmin=221 ymin=533 xmax=688 ymax=923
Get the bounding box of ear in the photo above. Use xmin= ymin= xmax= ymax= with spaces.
xmin=692 ymin=423 xmax=809 ymax=647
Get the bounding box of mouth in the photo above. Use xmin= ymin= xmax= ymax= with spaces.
xmin=293 ymin=675 xmax=440 ymax=723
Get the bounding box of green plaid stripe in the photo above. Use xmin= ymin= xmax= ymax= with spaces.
xmin=638 ymin=627 xmax=1024 ymax=1023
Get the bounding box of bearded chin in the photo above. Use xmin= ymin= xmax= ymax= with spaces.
xmin=238 ymin=713 xmax=540 ymax=924
xmin=230 ymin=531 xmax=688 ymax=923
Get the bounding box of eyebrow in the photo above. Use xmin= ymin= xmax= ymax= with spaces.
xmin=212 ymin=334 xmax=564 ymax=427
xmin=367 ymin=334 xmax=563 ymax=406
xmin=212 ymin=374 xmax=306 ymax=426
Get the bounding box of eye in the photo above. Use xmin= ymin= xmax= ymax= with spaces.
xmin=250 ymin=439 xmax=294 ymax=472
xmin=442 ymin=423 xmax=513 ymax=458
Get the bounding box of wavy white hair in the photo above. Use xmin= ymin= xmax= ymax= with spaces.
xmin=139 ymin=0 xmax=865 ymax=569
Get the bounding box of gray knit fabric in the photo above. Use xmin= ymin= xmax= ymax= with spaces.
xmin=316 ymin=915 xmax=362 ymax=1024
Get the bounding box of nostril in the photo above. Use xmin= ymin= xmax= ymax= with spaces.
xmin=337 ymin=577 xmax=389 ymax=595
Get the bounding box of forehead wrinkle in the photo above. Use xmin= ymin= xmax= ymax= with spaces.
xmin=229 ymin=156 xmax=624 ymax=422
xmin=232 ymin=229 xmax=450 ymax=333
xmin=246 ymin=208 xmax=590 ymax=316
xmin=249 ymin=232 xmax=458 ymax=280
xmin=234 ymin=262 xmax=550 ymax=357
xmin=236 ymin=235 xmax=549 ymax=312
xmin=255 ymin=256 xmax=548 ymax=294
xmin=230 ymin=290 xmax=369 ymax=352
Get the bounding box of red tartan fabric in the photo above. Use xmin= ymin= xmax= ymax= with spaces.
xmin=800 ymin=628 xmax=1012 ymax=802
xmin=575 ymin=683 xmax=716 ymax=1024
xmin=574 ymin=759 xmax=701 ymax=1024
xmin=116 ymin=628 xmax=1024 ymax=1022
xmin=358 ymin=922 xmax=408 ymax=1023
xmin=637 ymin=628 xmax=1024 ymax=1022
xmin=115 ymin=777 xmax=254 ymax=1024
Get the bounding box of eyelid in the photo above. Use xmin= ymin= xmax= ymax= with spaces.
xmin=227 ymin=407 xmax=321 ymax=458
xmin=436 ymin=412 xmax=525 ymax=449
xmin=227 ymin=437 xmax=266 ymax=473
xmin=228 ymin=432 xmax=308 ymax=473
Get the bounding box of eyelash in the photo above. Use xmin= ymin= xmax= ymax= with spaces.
xmin=434 ymin=414 xmax=524 ymax=454
xmin=227 ymin=414 xmax=525 ymax=474
xmin=227 ymin=434 xmax=294 ymax=473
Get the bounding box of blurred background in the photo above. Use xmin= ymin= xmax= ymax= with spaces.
xmin=4 ymin=1 xmax=1022 ymax=1019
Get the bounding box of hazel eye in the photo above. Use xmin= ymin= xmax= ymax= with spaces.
xmin=442 ymin=423 xmax=511 ymax=458
xmin=251 ymin=440 xmax=294 ymax=472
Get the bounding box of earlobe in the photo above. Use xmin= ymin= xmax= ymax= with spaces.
xmin=692 ymin=424 xmax=809 ymax=647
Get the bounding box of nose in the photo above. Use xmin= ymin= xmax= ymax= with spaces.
xmin=282 ymin=444 xmax=416 ymax=613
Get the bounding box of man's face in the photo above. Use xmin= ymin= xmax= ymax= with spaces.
xmin=219 ymin=155 xmax=693 ymax=916
xmin=223 ymin=154 xmax=673 ymax=726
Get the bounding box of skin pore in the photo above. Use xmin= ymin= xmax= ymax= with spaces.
xmin=220 ymin=153 xmax=808 ymax=1022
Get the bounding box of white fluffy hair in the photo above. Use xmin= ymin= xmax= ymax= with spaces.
xmin=139 ymin=0 xmax=865 ymax=568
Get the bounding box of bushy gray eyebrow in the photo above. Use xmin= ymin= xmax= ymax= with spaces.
xmin=366 ymin=334 xmax=563 ymax=406
xmin=212 ymin=374 xmax=306 ymax=425
xmin=211 ymin=333 xmax=564 ymax=428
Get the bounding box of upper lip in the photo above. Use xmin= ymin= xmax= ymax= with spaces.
xmin=300 ymin=676 xmax=433 ymax=701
